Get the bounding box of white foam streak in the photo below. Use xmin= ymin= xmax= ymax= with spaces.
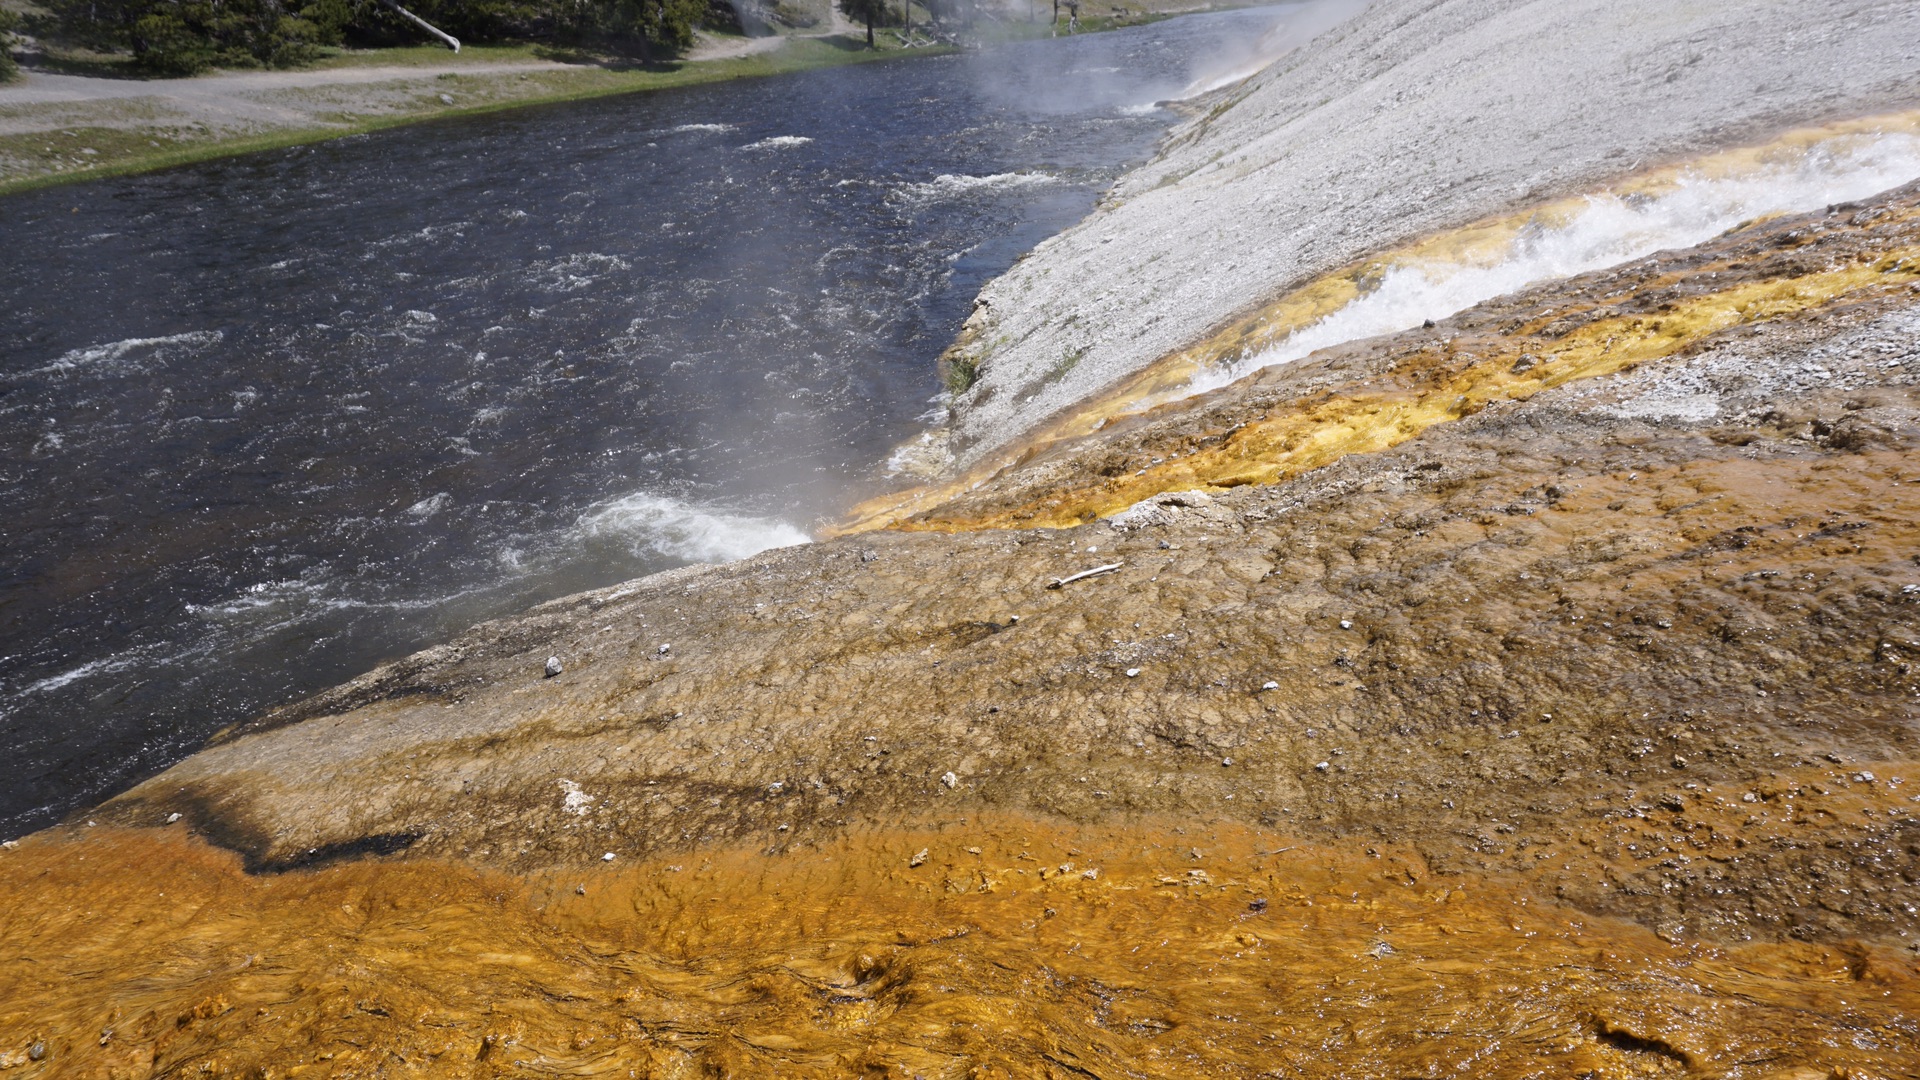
xmin=20 ymin=655 xmax=140 ymax=696
xmin=576 ymin=493 xmax=810 ymax=563
xmin=1190 ymin=134 xmax=1920 ymax=396
xmin=28 ymin=331 xmax=224 ymax=377
xmin=742 ymin=135 xmax=814 ymax=151
xmin=896 ymin=172 xmax=1057 ymax=203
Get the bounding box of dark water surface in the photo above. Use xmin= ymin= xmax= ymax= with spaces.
xmin=0 ymin=8 xmax=1291 ymax=836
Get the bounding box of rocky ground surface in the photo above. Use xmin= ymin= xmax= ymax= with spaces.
xmin=939 ymin=0 xmax=1920 ymax=471
xmin=5 ymin=176 xmax=1920 ymax=1077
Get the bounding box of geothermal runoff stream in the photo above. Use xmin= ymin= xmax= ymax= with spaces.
xmin=0 ymin=9 xmax=1294 ymax=837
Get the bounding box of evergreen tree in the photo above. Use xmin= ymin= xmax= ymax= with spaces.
xmin=38 ymin=0 xmax=717 ymax=75
xmin=837 ymin=0 xmax=890 ymax=47
xmin=0 ymin=8 xmax=19 ymax=83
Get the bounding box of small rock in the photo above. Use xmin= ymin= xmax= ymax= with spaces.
xmin=166 ymin=812 xmax=182 ymax=824
xmin=29 ymin=1041 xmax=48 ymax=1062
xmin=1671 ymin=755 xmax=1688 ymax=769
xmin=1367 ymin=940 xmax=1396 ymax=958
xmin=941 ymin=771 xmax=958 ymax=788
xmin=1221 ymin=757 xmax=1233 ymax=767
xmin=767 ymin=781 xmax=784 ymax=795
xmin=544 ymin=655 xmax=563 ymax=677
xmin=1422 ymin=318 xmax=1436 ymax=328
xmin=602 ymin=852 xmax=616 ymax=862
xmin=1854 ymin=771 xmax=1876 ymax=784
xmin=657 ymin=643 xmax=671 ymax=655
xmin=575 ymin=884 xmax=586 ymax=895
xmin=1158 ymin=490 xmax=1212 ymax=509
xmin=1742 ymin=792 xmax=1758 ymax=803
xmin=1339 ymin=620 xmax=1353 ymax=629
xmin=1261 ymin=680 xmax=1279 ymax=691
xmin=1126 ymin=667 xmax=1141 ymax=677
xmin=439 ymin=93 xmax=455 ymax=105
xmin=1248 ymin=897 xmax=1268 ymax=912
xmin=1314 ymin=761 xmax=1330 ymax=772
xmin=910 ymin=848 xmax=929 ymax=867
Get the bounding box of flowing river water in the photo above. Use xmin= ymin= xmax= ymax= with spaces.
xmin=0 ymin=8 xmax=1301 ymax=837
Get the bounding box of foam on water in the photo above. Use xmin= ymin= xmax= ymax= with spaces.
xmin=896 ymin=172 xmax=1057 ymax=204
xmin=576 ymin=493 xmax=810 ymax=563
xmin=25 ymin=331 xmax=224 ymax=378
xmin=1188 ymin=132 xmax=1920 ymax=395
xmin=741 ymin=136 xmax=814 ymax=151
xmin=20 ymin=654 xmax=144 ymax=697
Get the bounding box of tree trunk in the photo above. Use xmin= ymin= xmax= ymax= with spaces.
xmin=865 ymin=11 xmax=874 ymax=46
xmin=378 ymin=0 xmax=461 ymax=52
xmin=903 ymin=0 xmax=910 ymax=41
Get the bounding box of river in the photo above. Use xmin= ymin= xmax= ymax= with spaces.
xmin=0 ymin=7 xmax=1301 ymax=837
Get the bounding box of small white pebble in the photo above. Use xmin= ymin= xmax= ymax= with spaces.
xmin=1126 ymin=667 xmax=1141 ymax=677
xmin=166 ymin=812 xmax=182 ymax=824
xmin=1340 ymin=620 xmax=1353 ymax=629
xmin=942 ymin=771 xmax=958 ymax=788
xmin=1854 ymin=771 xmax=1876 ymax=784
xmin=1314 ymin=761 xmax=1330 ymax=772
xmin=1262 ymin=680 xmax=1279 ymax=691
xmin=602 ymin=852 xmax=617 ymax=861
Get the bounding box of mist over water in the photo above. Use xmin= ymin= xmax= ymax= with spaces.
xmin=0 ymin=6 xmax=1296 ymax=837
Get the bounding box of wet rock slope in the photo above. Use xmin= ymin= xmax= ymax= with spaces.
xmin=939 ymin=0 xmax=1920 ymax=469
xmin=9 ymin=5 xmax=1920 ymax=1078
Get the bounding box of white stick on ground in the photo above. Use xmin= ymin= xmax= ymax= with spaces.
xmin=1046 ymin=563 xmax=1123 ymax=589
xmin=380 ymin=0 xmax=461 ymax=52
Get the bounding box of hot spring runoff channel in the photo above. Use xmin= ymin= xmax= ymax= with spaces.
xmin=0 ymin=9 xmax=1301 ymax=837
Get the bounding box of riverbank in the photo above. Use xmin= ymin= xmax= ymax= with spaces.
xmin=10 ymin=178 xmax=1920 ymax=1075
xmin=0 ymin=0 xmax=1235 ymax=195
xmin=8 ymin=0 xmax=1920 ymax=1073
xmin=0 ymin=39 xmax=920 ymax=195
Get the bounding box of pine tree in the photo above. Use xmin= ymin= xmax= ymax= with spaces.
xmin=837 ymin=0 xmax=890 ymax=47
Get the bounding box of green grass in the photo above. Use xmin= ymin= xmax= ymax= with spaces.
xmin=305 ymin=43 xmax=554 ymax=70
